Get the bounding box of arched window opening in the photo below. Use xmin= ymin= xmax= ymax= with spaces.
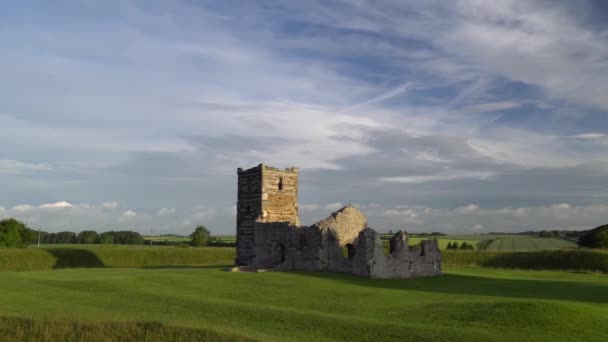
xmin=342 ymin=243 xmax=356 ymax=259
xmin=298 ymin=234 xmax=306 ymax=252
xmin=278 ymin=177 xmax=284 ymax=191
xmin=273 ymin=242 xmax=286 ymax=265
xmin=278 ymin=243 xmax=286 ymax=263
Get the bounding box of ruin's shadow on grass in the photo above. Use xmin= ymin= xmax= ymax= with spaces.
xmin=141 ymin=265 xmax=232 ymax=270
xmin=44 ymin=249 xmax=105 ymax=269
xmin=288 ymin=270 xmax=608 ymax=304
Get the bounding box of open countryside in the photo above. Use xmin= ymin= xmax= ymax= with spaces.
xmin=1 ymin=245 xmax=608 ymax=341
xmin=2 ymin=1 xmax=608 ymax=341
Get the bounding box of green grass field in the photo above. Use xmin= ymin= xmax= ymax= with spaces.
xmin=483 ymin=237 xmax=577 ymax=251
xmin=390 ymin=234 xmax=579 ymax=252
xmin=143 ymin=235 xmax=191 ymax=243
xmin=1 ymin=265 xmax=607 ymax=341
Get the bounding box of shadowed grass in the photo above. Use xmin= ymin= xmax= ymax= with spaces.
xmin=0 ymin=316 xmax=256 ymax=342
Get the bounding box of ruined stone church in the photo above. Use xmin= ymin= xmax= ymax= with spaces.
xmin=235 ymin=164 xmax=442 ymax=278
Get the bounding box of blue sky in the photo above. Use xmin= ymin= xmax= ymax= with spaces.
xmin=1 ymin=0 xmax=607 ymax=234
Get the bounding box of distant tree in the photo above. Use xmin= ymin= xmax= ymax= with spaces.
xmin=388 ymin=230 xmax=393 ymax=235
xmin=460 ymin=242 xmax=470 ymax=250
xmin=113 ymin=231 xmax=144 ymax=245
xmin=78 ymin=230 xmax=99 ymax=244
xmin=447 ymin=242 xmax=456 ymax=249
xmin=54 ymin=231 xmax=77 ymax=244
xmin=0 ymin=218 xmax=27 ymax=247
xmin=579 ymin=225 xmax=608 ymax=249
xmin=97 ymin=232 xmax=115 ymax=244
xmin=190 ymin=226 xmax=212 ymax=247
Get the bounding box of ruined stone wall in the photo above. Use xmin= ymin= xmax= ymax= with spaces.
xmin=260 ymin=166 xmax=299 ymax=225
xmin=235 ymin=166 xmax=263 ymax=266
xmin=235 ymin=164 xmax=299 ymax=266
xmin=236 ymin=163 xmax=441 ymax=278
xmin=315 ymin=205 xmax=368 ymax=273
xmin=362 ymin=230 xmax=442 ymax=279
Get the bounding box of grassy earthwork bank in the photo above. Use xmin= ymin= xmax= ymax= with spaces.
xmin=1 ymin=265 xmax=607 ymax=341
xmin=0 ymin=246 xmax=235 ymax=271
xmin=1 ymin=246 xmax=608 ymax=340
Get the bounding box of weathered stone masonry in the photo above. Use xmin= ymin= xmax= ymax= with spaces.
xmin=235 ymin=164 xmax=442 ymax=278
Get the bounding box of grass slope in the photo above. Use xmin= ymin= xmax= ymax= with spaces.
xmin=0 ymin=266 xmax=607 ymax=341
xmin=0 ymin=247 xmax=235 ymax=271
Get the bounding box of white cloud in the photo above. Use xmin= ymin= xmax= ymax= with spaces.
xmin=11 ymin=205 xmax=33 ymax=212
xmin=40 ymin=201 xmax=73 ymax=209
xmin=102 ymin=201 xmax=119 ymax=209
xmin=472 ymin=224 xmax=484 ymax=231
xmin=325 ymin=202 xmax=344 ymax=211
xmin=457 ymin=204 xmax=479 ymax=214
xmin=463 ymin=101 xmax=521 ymax=113
xmin=300 ymin=204 xmax=320 ymax=212
xmin=571 ymin=133 xmax=606 ymax=141
xmin=156 ymin=207 xmax=176 ymax=216
xmin=382 ymin=171 xmax=494 ymax=184
xmin=0 ymin=159 xmax=53 ymax=175
xmin=121 ymin=210 xmax=137 ymax=218
xmin=369 ymin=203 xmax=608 ymax=233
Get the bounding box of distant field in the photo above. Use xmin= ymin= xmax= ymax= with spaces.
xmin=214 ymin=235 xmax=237 ymax=243
xmin=380 ymin=234 xmax=579 ymax=252
xmin=143 ymin=235 xmax=191 ymax=242
xmin=406 ymin=237 xmax=479 ymax=250
xmin=482 ymin=238 xmax=577 ymax=251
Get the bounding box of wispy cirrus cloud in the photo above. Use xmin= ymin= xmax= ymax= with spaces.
xmin=0 ymin=0 xmax=607 ymax=233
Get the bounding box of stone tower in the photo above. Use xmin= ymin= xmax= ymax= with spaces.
xmin=235 ymin=164 xmax=299 ymax=266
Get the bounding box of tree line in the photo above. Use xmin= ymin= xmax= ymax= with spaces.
xmin=446 ymin=241 xmax=475 ymax=250
xmin=39 ymin=230 xmax=145 ymax=245
xmin=0 ymin=218 xmax=234 ymax=248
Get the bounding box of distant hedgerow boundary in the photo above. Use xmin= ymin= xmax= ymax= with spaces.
xmin=443 ymin=249 xmax=608 ymax=273
xmin=0 ymin=316 xmax=256 ymax=342
xmin=2 ymin=246 xmax=607 ymax=273
xmin=0 ymin=247 xmax=235 ymax=271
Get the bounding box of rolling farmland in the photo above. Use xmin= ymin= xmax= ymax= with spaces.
xmin=482 ymin=237 xmax=577 ymax=251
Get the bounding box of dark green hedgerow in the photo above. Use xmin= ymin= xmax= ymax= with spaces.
xmin=443 ymin=249 xmax=608 ymax=272
xmin=0 ymin=316 xmax=255 ymax=342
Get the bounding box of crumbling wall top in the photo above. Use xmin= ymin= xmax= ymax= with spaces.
xmin=238 ymin=164 xmax=299 ymax=174
xmin=315 ymin=205 xmax=367 ymax=246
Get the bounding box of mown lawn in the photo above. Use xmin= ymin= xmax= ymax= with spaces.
xmin=1 ymin=265 xmax=607 ymax=341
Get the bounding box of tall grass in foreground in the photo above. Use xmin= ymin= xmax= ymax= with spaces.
xmin=0 ymin=247 xmax=235 ymax=271
xmin=0 ymin=316 xmax=255 ymax=342
xmin=443 ymin=249 xmax=608 ymax=272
